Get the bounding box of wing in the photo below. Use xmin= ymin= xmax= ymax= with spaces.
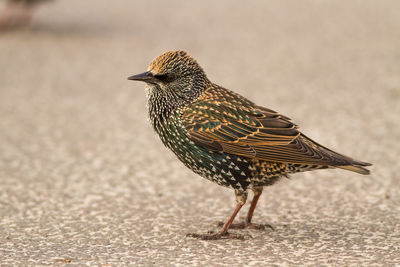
xmin=182 ymin=85 xmax=367 ymax=167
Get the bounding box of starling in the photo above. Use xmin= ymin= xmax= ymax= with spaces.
xmin=128 ymin=51 xmax=372 ymax=240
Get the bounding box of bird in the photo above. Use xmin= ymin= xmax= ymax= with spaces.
xmin=0 ymin=0 xmax=52 ymax=30
xmin=128 ymin=51 xmax=372 ymax=240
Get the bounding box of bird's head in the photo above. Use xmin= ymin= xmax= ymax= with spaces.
xmin=128 ymin=51 xmax=208 ymax=103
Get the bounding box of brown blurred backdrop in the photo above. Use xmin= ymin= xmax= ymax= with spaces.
xmin=0 ymin=0 xmax=399 ymax=265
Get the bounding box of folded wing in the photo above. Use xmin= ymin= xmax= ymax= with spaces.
xmin=182 ymin=87 xmax=371 ymax=173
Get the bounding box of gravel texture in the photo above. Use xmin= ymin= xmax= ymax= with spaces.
xmin=0 ymin=0 xmax=399 ymax=266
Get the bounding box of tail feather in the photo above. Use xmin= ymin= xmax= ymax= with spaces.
xmin=300 ymin=134 xmax=372 ymax=175
xmin=349 ymin=159 xmax=372 ymax=167
xmin=337 ymin=164 xmax=371 ymax=175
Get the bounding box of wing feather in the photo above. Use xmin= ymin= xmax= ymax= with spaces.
xmin=182 ymin=86 xmax=367 ymax=167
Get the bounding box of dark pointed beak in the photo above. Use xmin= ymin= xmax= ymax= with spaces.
xmin=127 ymin=71 xmax=156 ymax=83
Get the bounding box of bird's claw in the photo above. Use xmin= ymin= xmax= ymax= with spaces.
xmin=186 ymin=231 xmax=249 ymax=240
xmin=216 ymin=221 xmax=274 ymax=231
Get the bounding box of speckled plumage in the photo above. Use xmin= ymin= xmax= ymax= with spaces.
xmin=128 ymin=51 xmax=372 ymax=240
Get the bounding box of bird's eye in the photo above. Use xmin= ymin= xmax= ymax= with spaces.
xmin=154 ymin=73 xmax=175 ymax=83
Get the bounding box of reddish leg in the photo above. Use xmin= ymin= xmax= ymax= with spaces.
xmin=219 ymin=187 xmax=274 ymax=230
xmin=187 ymin=190 xmax=248 ymax=240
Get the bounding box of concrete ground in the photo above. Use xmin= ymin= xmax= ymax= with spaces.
xmin=0 ymin=0 xmax=399 ymax=266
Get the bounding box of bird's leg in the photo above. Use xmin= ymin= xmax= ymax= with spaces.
xmin=187 ymin=190 xmax=248 ymax=240
xmin=219 ymin=187 xmax=274 ymax=230
xmin=244 ymin=187 xmax=264 ymax=227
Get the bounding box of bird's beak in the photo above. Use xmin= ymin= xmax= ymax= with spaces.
xmin=127 ymin=71 xmax=156 ymax=83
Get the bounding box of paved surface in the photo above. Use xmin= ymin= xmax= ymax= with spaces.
xmin=0 ymin=0 xmax=399 ymax=266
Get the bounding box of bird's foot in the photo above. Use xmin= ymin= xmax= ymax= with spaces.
xmin=217 ymin=221 xmax=274 ymax=231
xmin=186 ymin=231 xmax=248 ymax=240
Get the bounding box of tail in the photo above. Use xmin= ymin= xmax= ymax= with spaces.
xmin=337 ymin=160 xmax=372 ymax=175
xmin=299 ymin=134 xmax=373 ymax=175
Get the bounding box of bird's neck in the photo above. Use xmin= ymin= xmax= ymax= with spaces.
xmin=146 ymin=83 xmax=205 ymax=130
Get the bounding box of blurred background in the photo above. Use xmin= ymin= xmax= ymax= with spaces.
xmin=0 ymin=0 xmax=399 ymax=265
